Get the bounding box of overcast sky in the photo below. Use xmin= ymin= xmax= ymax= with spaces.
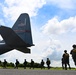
xmin=0 ymin=0 xmax=76 ymax=67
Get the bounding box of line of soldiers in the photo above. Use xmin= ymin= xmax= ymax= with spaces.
xmin=41 ymin=58 xmax=51 ymax=69
xmin=1 ymin=58 xmax=51 ymax=69
xmin=24 ymin=58 xmax=51 ymax=69
xmin=61 ymin=44 xmax=76 ymax=70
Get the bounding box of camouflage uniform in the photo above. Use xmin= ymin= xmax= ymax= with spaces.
xmin=41 ymin=59 xmax=45 ymax=69
xmin=70 ymin=44 xmax=76 ymax=66
xmin=23 ymin=59 xmax=27 ymax=69
xmin=63 ymin=50 xmax=71 ymax=70
xmin=3 ymin=59 xmax=7 ymax=68
xmin=15 ymin=59 xmax=19 ymax=69
xmin=30 ymin=59 xmax=34 ymax=69
xmin=46 ymin=58 xmax=51 ymax=69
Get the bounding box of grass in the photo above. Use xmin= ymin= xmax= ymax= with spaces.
xmin=0 ymin=66 xmax=76 ymax=70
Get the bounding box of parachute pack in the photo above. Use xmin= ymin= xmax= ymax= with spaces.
xmin=64 ymin=53 xmax=69 ymax=57
xmin=73 ymin=48 xmax=76 ymax=53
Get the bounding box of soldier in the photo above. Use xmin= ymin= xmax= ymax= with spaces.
xmin=62 ymin=50 xmax=71 ymax=70
xmin=70 ymin=44 xmax=76 ymax=66
xmin=3 ymin=59 xmax=7 ymax=68
xmin=30 ymin=59 xmax=34 ymax=69
xmin=15 ymin=59 xmax=19 ymax=69
xmin=23 ymin=59 xmax=27 ymax=69
xmin=40 ymin=59 xmax=45 ymax=69
xmin=46 ymin=58 xmax=51 ymax=69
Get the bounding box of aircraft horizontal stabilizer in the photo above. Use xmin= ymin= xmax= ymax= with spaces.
xmin=0 ymin=26 xmax=28 ymax=47
xmin=17 ymin=47 xmax=30 ymax=53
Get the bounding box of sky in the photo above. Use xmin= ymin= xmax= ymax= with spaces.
xmin=0 ymin=0 xmax=76 ymax=67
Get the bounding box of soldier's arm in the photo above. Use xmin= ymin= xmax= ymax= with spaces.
xmin=70 ymin=50 xmax=72 ymax=54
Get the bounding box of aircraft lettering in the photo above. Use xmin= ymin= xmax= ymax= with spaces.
xmin=18 ymin=23 xmax=25 ymax=26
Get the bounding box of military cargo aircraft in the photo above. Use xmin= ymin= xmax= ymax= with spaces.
xmin=0 ymin=13 xmax=34 ymax=55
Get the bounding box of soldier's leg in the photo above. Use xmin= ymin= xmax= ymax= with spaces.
xmin=75 ymin=59 xmax=76 ymax=66
xmin=64 ymin=63 xmax=67 ymax=70
xmin=62 ymin=63 xmax=64 ymax=69
xmin=67 ymin=60 xmax=71 ymax=69
xmin=68 ymin=63 xmax=71 ymax=69
xmin=73 ymin=58 xmax=76 ymax=66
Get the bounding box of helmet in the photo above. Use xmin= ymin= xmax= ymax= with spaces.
xmin=72 ymin=44 xmax=76 ymax=48
xmin=64 ymin=50 xmax=67 ymax=53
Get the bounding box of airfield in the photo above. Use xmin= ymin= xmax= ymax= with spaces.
xmin=0 ymin=69 xmax=76 ymax=75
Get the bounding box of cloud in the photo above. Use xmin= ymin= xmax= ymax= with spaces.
xmin=42 ymin=38 xmax=62 ymax=60
xmin=0 ymin=0 xmax=76 ymax=25
xmin=32 ymin=26 xmax=62 ymax=62
xmin=1 ymin=0 xmax=46 ymax=22
xmin=41 ymin=16 xmax=76 ymax=35
xmin=47 ymin=0 xmax=76 ymax=10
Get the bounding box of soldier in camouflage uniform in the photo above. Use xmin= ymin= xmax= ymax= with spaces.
xmin=62 ymin=50 xmax=71 ymax=70
xmin=40 ymin=59 xmax=45 ymax=69
xmin=70 ymin=44 xmax=76 ymax=66
xmin=3 ymin=59 xmax=7 ymax=68
xmin=46 ymin=58 xmax=51 ymax=69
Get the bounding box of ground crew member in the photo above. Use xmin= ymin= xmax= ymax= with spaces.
xmin=62 ymin=50 xmax=71 ymax=70
xmin=70 ymin=44 xmax=76 ymax=66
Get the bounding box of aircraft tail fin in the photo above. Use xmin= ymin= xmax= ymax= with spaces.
xmin=12 ymin=13 xmax=34 ymax=46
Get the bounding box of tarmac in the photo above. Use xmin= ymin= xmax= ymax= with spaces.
xmin=0 ymin=69 xmax=76 ymax=75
